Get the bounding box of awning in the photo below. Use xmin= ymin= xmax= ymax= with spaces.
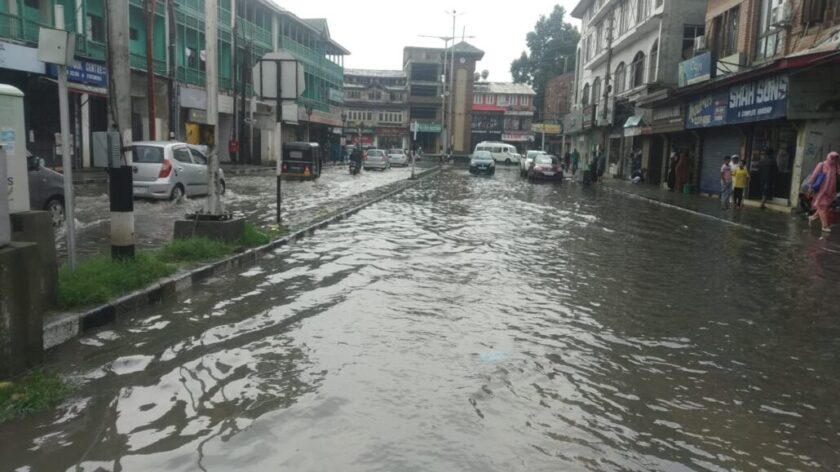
xmin=472 ymin=104 xmax=505 ymax=112
xmin=624 ymin=115 xmax=646 ymax=128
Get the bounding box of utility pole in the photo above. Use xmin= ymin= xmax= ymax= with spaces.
xmin=143 ymin=0 xmax=157 ymax=140
xmin=106 ymin=0 xmax=135 ymax=259
xmin=204 ymin=0 xmax=222 ymax=215
xmin=231 ymin=0 xmax=238 ymax=163
xmin=441 ymin=37 xmax=449 ymax=156
xmin=447 ymin=10 xmax=458 ymax=156
xmin=601 ymin=11 xmax=615 ymax=173
xmin=167 ymin=0 xmax=178 ymax=140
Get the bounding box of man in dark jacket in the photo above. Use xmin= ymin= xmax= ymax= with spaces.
xmin=758 ymin=149 xmax=779 ymax=209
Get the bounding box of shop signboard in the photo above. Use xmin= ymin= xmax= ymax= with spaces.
xmin=651 ymin=104 xmax=685 ymax=133
xmin=582 ymin=105 xmax=596 ymax=129
xmin=531 ymin=123 xmax=563 ymax=135
xmin=328 ymin=88 xmax=343 ymax=103
xmin=502 ymin=133 xmax=531 ymax=142
xmin=47 ymin=59 xmax=108 ymax=88
xmin=678 ymin=52 xmax=712 ymax=87
xmin=686 ymin=90 xmax=729 ymax=129
xmin=415 ymin=122 xmax=442 ymax=133
xmin=726 ymin=75 xmax=787 ymax=124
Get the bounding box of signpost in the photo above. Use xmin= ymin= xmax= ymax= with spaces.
xmin=38 ymin=6 xmax=77 ymax=268
xmin=411 ymin=121 xmax=418 ymax=180
xmin=252 ymin=51 xmax=305 ymax=224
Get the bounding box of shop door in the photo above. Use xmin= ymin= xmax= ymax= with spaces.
xmin=700 ymin=130 xmax=741 ymax=194
xmin=648 ymin=135 xmax=664 ymax=185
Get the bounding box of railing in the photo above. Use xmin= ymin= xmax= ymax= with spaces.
xmin=281 ymin=39 xmax=344 ymax=84
xmin=130 ymin=53 xmax=167 ymax=74
xmin=76 ymin=39 xmax=107 ymax=61
xmin=298 ymin=97 xmax=330 ymax=113
xmin=238 ymin=19 xmax=271 ymax=48
xmin=0 ymin=11 xmax=50 ymax=44
xmin=219 ymin=76 xmax=232 ymax=91
xmin=178 ymin=67 xmax=206 ymax=87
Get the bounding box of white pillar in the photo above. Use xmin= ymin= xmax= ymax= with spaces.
xmin=81 ymin=94 xmax=91 ymax=167
xmin=205 ymin=0 xmax=222 ymax=214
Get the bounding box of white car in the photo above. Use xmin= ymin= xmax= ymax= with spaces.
xmin=474 ymin=141 xmax=521 ymax=166
xmin=132 ymin=141 xmax=226 ymax=201
xmin=388 ymin=149 xmax=409 ymax=166
xmin=364 ymin=149 xmax=391 ymax=171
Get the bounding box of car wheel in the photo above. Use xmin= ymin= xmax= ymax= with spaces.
xmin=170 ymin=184 xmax=185 ymax=202
xmin=45 ymin=198 xmax=65 ymax=227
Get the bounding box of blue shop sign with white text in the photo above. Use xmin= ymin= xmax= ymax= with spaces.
xmin=726 ymin=75 xmax=787 ymax=124
xmin=678 ymin=52 xmax=712 ymax=87
xmin=47 ymin=60 xmax=108 ymax=88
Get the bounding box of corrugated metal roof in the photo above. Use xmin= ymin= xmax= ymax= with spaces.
xmin=345 ymin=69 xmax=407 ymax=79
xmin=474 ymin=82 xmax=536 ymax=95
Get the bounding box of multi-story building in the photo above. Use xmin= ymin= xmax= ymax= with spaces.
xmin=342 ymin=69 xmax=408 ymax=150
xmin=645 ymin=0 xmax=840 ymax=209
xmin=543 ymin=73 xmax=575 ymax=155
xmin=471 ymin=82 xmax=536 ymax=152
xmin=0 ymin=0 xmax=348 ymax=167
xmin=568 ymin=0 xmax=707 ymax=183
xmin=403 ymin=42 xmax=484 ymax=154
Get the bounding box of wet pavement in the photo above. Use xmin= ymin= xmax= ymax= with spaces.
xmin=62 ymin=165 xmax=418 ymax=259
xmin=4 ymin=167 xmax=840 ymax=471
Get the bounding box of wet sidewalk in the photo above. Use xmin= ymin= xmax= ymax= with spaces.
xmin=70 ymin=164 xmax=275 ymax=185
xmin=599 ymin=178 xmax=839 ymax=249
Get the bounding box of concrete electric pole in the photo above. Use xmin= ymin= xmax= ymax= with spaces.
xmin=105 ymin=0 xmax=135 ymax=259
xmin=204 ymin=0 xmax=223 ymax=215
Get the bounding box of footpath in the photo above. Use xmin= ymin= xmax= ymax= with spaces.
xmin=72 ymin=164 xmax=274 ymax=185
xmin=44 ymin=165 xmax=442 ymax=351
xmin=599 ymin=178 xmax=839 ymax=249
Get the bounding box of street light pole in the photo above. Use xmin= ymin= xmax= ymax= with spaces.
xmin=447 ymin=10 xmax=458 ymax=157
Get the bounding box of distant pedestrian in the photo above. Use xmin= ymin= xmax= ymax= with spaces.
xmin=807 ymin=151 xmax=840 ymax=233
xmin=666 ymin=152 xmax=678 ymax=191
xmin=758 ymin=149 xmax=779 ymax=209
xmin=596 ymin=150 xmax=607 ymax=180
xmin=571 ymin=148 xmax=580 ymax=176
xmin=564 ymin=150 xmax=571 ymax=171
xmin=732 ymin=158 xmax=750 ymax=209
xmin=720 ymin=155 xmax=733 ymax=210
xmin=674 ymin=151 xmax=690 ymax=193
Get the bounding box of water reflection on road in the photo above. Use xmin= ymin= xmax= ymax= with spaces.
xmin=5 ymin=168 xmax=840 ymax=471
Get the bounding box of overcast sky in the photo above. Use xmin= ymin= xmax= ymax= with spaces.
xmin=272 ymin=0 xmax=580 ymax=82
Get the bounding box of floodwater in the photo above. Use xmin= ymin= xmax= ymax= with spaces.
xmin=63 ymin=165 xmax=416 ymax=259
xmin=4 ymin=168 xmax=840 ymax=471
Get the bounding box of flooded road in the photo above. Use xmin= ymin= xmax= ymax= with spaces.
xmin=5 ymin=168 xmax=840 ymax=471
xmin=64 ymin=165 xmax=416 ymax=258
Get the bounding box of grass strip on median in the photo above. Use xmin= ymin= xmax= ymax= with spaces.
xmin=57 ymin=223 xmax=285 ymax=310
xmin=0 ymin=370 xmax=68 ymax=423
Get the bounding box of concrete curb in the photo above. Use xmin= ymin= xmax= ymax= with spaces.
xmin=43 ymin=166 xmax=442 ymax=350
xmin=601 ymin=185 xmax=787 ymax=240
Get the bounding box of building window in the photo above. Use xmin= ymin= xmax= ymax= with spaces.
xmin=649 ymin=40 xmax=659 ymax=82
xmin=713 ymin=6 xmax=740 ymax=58
xmin=756 ymin=0 xmax=784 ymax=60
xmin=637 ymin=0 xmax=649 ymax=22
xmin=24 ymin=0 xmax=39 ymax=8
xmin=591 ymin=77 xmax=601 ymax=105
xmin=682 ymin=24 xmax=705 ymax=60
xmin=630 ymin=51 xmax=646 ymax=88
xmin=582 ymin=83 xmax=590 ymax=105
xmin=615 ymin=62 xmax=626 ymax=94
xmin=129 ymin=27 xmax=139 ymax=42
xmin=88 ymin=15 xmax=106 ymax=42
xmin=802 ymin=0 xmax=827 ymax=23
xmin=619 ymin=0 xmax=629 ymax=35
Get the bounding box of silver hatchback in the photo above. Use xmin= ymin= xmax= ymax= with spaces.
xmin=132 ymin=142 xmax=226 ymax=200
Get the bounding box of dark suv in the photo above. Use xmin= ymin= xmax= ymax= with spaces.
xmin=27 ymin=152 xmax=65 ymax=226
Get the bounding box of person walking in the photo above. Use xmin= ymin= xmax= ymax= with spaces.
xmin=666 ymin=152 xmax=678 ymax=191
xmin=674 ymin=151 xmax=690 ymax=193
xmin=564 ymin=150 xmax=571 ymax=172
xmin=732 ymin=158 xmax=750 ymax=209
xmin=758 ymin=149 xmax=779 ymax=209
xmin=720 ymin=155 xmax=733 ymax=210
xmin=807 ymin=151 xmax=840 ymax=233
xmin=571 ymin=148 xmax=580 ymax=176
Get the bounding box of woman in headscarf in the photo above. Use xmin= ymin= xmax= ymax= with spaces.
xmin=808 ymin=151 xmax=840 ymax=233
xmin=674 ymin=151 xmax=690 ymax=193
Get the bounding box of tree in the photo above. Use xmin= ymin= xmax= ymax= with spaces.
xmin=511 ymin=5 xmax=580 ymax=116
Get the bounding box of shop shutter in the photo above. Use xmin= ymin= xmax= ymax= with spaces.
xmin=699 ymin=130 xmax=741 ymax=195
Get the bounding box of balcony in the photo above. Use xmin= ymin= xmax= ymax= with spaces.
xmin=178 ymin=67 xmax=206 ymax=87
xmin=238 ymin=19 xmax=272 ymax=49
xmin=0 ymin=12 xmax=49 ymax=44
xmin=130 ymin=53 xmax=167 ymax=75
xmin=281 ymin=39 xmax=343 ymax=84
xmin=76 ymin=39 xmax=107 ymax=61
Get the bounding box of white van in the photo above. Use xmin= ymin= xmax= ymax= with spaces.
xmin=474 ymin=142 xmax=521 ymax=165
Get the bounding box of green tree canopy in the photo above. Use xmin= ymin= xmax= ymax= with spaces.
xmin=511 ymin=5 xmax=580 ymax=116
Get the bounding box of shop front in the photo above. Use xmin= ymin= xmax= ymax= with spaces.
xmin=375 ymin=126 xmax=408 ymax=150
xmin=470 ymin=112 xmax=503 ymax=151
xmin=649 ymin=104 xmax=693 ymax=186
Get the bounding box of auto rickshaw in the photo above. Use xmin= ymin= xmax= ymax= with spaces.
xmin=281 ymin=142 xmax=322 ymax=180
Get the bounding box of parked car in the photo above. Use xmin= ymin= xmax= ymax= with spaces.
xmin=469 ymin=151 xmax=496 ymax=175
xmin=528 ymin=155 xmax=563 ymax=182
xmin=364 ymin=149 xmax=391 ymax=171
xmin=388 ymin=149 xmax=409 ymax=166
xmin=131 ymin=141 xmax=226 ymax=201
xmin=26 ymin=152 xmax=65 ymax=227
xmin=521 ymin=150 xmax=547 ymax=177
xmin=474 ymin=141 xmax=521 ymax=165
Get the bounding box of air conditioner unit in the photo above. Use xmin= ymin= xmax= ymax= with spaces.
xmin=694 ymin=35 xmax=708 ymax=53
xmin=771 ymin=0 xmax=793 ymax=27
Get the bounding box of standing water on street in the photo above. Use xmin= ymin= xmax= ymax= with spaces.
xmin=2 ymin=169 xmax=839 ymax=471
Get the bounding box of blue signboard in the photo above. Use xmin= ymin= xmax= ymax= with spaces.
xmin=47 ymin=59 xmax=108 ymax=88
xmin=686 ymin=74 xmax=788 ymax=129
xmin=686 ymin=90 xmax=728 ymax=129
xmin=726 ymin=75 xmax=788 ymax=124
xmin=678 ymin=52 xmax=712 ymax=87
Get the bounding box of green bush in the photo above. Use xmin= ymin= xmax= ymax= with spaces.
xmin=58 ymin=253 xmax=175 ymax=309
xmin=158 ymin=238 xmax=233 ymax=263
xmin=0 ymin=371 xmax=68 ymax=423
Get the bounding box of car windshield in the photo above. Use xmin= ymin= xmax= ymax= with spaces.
xmin=368 ymin=151 xmax=384 ymax=157
xmin=473 ymin=152 xmax=492 ymax=160
xmin=535 ymin=156 xmax=555 ymax=165
xmin=133 ymin=146 xmax=165 ymax=164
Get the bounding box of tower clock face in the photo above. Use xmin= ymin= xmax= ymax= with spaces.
xmin=460 ymin=57 xmax=466 ymax=64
